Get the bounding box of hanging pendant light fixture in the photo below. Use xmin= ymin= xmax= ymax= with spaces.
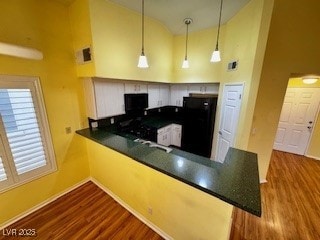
xmin=138 ymin=0 xmax=149 ymax=68
xmin=210 ymin=0 xmax=223 ymax=63
xmin=182 ymin=18 xmax=192 ymax=69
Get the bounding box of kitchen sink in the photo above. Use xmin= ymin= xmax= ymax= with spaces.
xmin=134 ymin=138 xmax=172 ymax=153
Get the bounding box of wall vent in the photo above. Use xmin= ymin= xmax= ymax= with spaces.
xmin=76 ymin=46 xmax=92 ymax=64
xmin=227 ymin=60 xmax=238 ymax=71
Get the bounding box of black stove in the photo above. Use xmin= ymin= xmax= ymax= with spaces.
xmin=117 ymin=119 xmax=157 ymax=142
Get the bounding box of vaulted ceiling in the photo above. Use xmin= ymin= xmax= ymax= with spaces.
xmin=55 ymin=0 xmax=251 ymax=34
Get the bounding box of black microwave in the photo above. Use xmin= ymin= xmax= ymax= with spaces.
xmin=124 ymin=93 xmax=148 ymax=112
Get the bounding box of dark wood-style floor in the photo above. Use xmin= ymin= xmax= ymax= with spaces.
xmin=2 ymin=151 xmax=320 ymax=240
xmin=0 ymin=182 xmax=163 ymax=240
xmin=230 ymin=150 xmax=320 ymax=240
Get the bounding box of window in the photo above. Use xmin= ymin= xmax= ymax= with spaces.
xmin=0 ymin=75 xmax=56 ymax=192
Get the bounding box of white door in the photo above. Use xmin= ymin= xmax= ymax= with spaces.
xmin=273 ymin=88 xmax=320 ymax=155
xmin=215 ymin=84 xmax=244 ymax=163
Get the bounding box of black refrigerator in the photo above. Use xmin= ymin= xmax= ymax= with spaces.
xmin=181 ymin=96 xmax=217 ymax=158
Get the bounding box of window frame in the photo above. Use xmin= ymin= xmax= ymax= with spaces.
xmin=0 ymin=75 xmax=56 ymax=193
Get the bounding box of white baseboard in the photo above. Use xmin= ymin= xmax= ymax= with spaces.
xmin=90 ymin=177 xmax=172 ymax=240
xmin=0 ymin=178 xmax=91 ymax=230
xmin=305 ymin=155 xmax=320 ymax=161
xmin=260 ymin=179 xmax=267 ymax=184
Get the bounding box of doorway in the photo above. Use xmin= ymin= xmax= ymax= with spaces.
xmin=274 ymin=87 xmax=320 ymax=155
xmin=215 ymin=83 xmax=244 ymax=163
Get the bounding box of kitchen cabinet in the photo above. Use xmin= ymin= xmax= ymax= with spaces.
xmin=83 ymin=78 xmax=125 ymax=119
xmin=157 ymin=125 xmax=172 ymax=147
xmin=159 ymin=85 xmax=170 ymax=106
xmin=170 ymin=84 xmax=189 ymax=107
xmin=125 ymin=83 xmax=147 ymax=94
xmin=171 ymin=124 xmax=182 ymax=147
xmin=157 ymin=124 xmax=182 ymax=147
xmin=188 ymin=84 xmax=219 ymax=95
xmin=148 ymin=84 xmax=160 ymax=109
xmin=148 ymin=84 xmax=170 ymax=109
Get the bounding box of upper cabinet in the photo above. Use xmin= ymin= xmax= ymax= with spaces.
xmin=159 ymin=85 xmax=170 ymax=106
xmin=170 ymin=83 xmax=219 ymax=107
xmin=83 ymin=78 xmax=220 ymax=118
xmin=83 ymin=78 xmax=125 ymax=119
xmin=124 ymin=83 xmax=148 ymax=94
xmin=170 ymin=85 xmax=189 ymax=107
xmin=188 ymin=84 xmax=219 ymax=95
xmin=148 ymin=84 xmax=170 ymax=109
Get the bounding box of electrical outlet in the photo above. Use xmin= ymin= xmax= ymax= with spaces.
xmin=65 ymin=127 xmax=72 ymax=134
xmin=144 ymin=111 xmax=147 ymax=116
xmin=147 ymin=207 xmax=153 ymax=215
xmin=110 ymin=117 xmax=114 ymax=124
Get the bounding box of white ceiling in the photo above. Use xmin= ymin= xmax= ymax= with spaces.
xmin=109 ymin=0 xmax=251 ymax=35
xmin=55 ymin=0 xmax=251 ymax=35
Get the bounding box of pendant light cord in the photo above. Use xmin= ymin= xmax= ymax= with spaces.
xmin=185 ymin=22 xmax=189 ymax=60
xmin=216 ymin=0 xmax=223 ymax=50
xmin=141 ymin=0 xmax=145 ymax=55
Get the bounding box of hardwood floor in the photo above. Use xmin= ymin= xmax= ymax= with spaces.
xmin=0 ymin=182 xmax=163 ymax=240
xmin=230 ymin=150 xmax=320 ymax=240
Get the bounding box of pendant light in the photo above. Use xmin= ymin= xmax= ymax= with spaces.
xmin=138 ymin=0 xmax=149 ymax=68
xmin=210 ymin=0 xmax=223 ymax=63
xmin=182 ymin=18 xmax=192 ymax=69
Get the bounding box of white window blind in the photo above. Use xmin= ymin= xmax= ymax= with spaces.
xmin=0 ymin=75 xmax=56 ymax=192
xmin=0 ymin=89 xmax=46 ymax=175
xmin=0 ymin=156 xmax=7 ymax=181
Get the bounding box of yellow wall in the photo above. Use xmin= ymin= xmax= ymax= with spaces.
xmin=86 ymin=0 xmax=173 ymax=82
xmin=171 ymin=0 xmax=273 ymax=158
xmin=69 ymin=0 xmax=96 ymax=77
xmin=218 ymin=0 xmax=273 ymax=151
xmin=0 ymin=0 xmax=89 ymax=225
xmin=172 ymin=27 xmax=223 ymax=83
xmin=86 ymin=139 xmax=233 ymax=240
xmin=308 ymin=114 xmax=320 ymax=158
xmin=248 ymin=0 xmax=320 ymax=180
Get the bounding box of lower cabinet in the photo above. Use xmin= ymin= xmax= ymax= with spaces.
xmin=157 ymin=124 xmax=182 ymax=147
xmin=171 ymin=124 xmax=182 ymax=147
xmin=157 ymin=125 xmax=172 ymax=147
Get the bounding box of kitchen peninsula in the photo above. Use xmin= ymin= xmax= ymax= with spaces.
xmin=76 ymin=111 xmax=261 ymax=239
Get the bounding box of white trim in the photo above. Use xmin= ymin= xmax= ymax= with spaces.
xmin=91 ymin=177 xmax=172 ymax=240
xmin=0 ymin=178 xmax=90 ymax=230
xmin=260 ymin=179 xmax=267 ymax=184
xmin=305 ymin=88 xmax=320 ymax=155
xmin=1 ymin=178 xmax=172 ymax=239
xmin=213 ymin=82 xmax=245 ymax=161
xmin=305 ymin=155 xmax=320 ymax=161
xmin=0 ymin=75 xmax=57 ymax=192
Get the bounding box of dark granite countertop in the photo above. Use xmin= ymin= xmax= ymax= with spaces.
xmin=141 ymin=116 xmax=183 ymax=129
xmin=76 ymin=128 xmax=261 ymax=217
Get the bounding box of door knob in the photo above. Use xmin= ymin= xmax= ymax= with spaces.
xmin=309 ymin=121 xmax=313 ymax=124
xmin=218 ymin=131 xmax=222 ymax=135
